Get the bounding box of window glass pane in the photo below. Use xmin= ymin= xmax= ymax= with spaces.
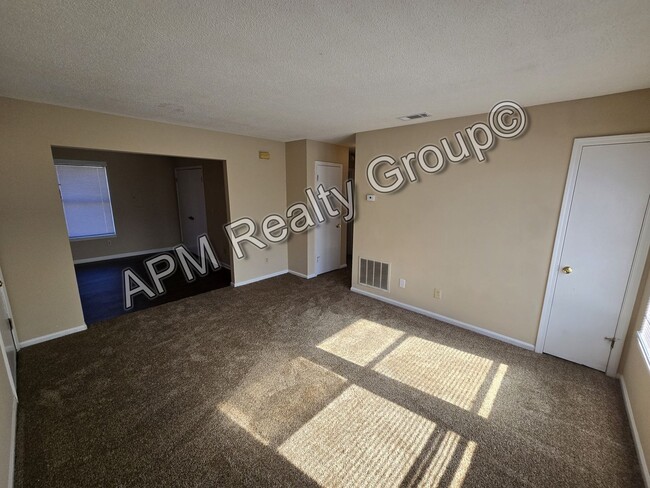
xmin=55 ymin=164 xmax=116 ymax=239
xmin=640 ymin=298 xmax=650 ymax=361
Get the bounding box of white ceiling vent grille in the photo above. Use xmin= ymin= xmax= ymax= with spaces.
xmin=359 ymin=258 xmax=390 ymax=291
xmin=398 ymin=112 xmax=431 ymax=121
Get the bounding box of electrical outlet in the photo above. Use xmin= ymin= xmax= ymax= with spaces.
xmin=433 ymin=288 xmax=442 ymax=299
xmin=399 ymin=278 xmax=406 ymax=288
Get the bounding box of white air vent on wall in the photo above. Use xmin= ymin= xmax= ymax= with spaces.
xmin=359 ymin=258 xmax=390 ymax=291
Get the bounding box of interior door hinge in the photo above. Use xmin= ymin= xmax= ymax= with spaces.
xmin=605 ymin=336 xmax=618 ymax=350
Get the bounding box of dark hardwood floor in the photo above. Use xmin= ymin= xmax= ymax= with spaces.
xmin=75 ymin=254 xmax=231 ymax=324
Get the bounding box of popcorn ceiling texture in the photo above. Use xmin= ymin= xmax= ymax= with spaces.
xmin=14 ymin=269 xmax=643 ymax=487
xmin=0 ymin=1 xmax=649 ymax=143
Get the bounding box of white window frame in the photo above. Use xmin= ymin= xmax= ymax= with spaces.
xmin=54 ymin=159 xmax=117 ymax=240
xmin=639 ymin=298 xmax=650 ymax=369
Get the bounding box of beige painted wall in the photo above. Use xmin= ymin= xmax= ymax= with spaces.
xmin=51 ymin=148 xmax=181 ymax=261
xmin=622 ymin=333 xmax=650 ymax=474
xmin=620 ymin=250 xmax=650 ymax=474
xmin=0 ymin=97 xmax=287 ymax=342
xmin=355 ymin=89 xmax=650 ymax=470
xmin=286 ymin=140 xmax=309 ymax=275
xmin=285 ymin=140 xmax=349 ymax=276
xmin=0 ymin=359 xmax=15 ymax=488
xmin=353 ymin=88 xmax=650 ymax=346
xmin=174 ymin=158 xmax=231 ymax=266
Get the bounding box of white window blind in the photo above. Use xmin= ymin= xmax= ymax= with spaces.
xmin=640 ymin=297 xmax=650 ymax=364
xmin=55 ymin=164 xmax=116 ymax=239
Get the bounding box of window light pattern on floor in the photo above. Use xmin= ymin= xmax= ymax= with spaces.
xmin=218 ymin=357 xmax=346 ymax=446
xmin=218 ymin=320 xmax=510 ymax=486
xmin=477 ymin=363 xmax=508 ymax=419
xmin=278 ymin=385 xmax=435 ymax=487
xmin=278 ymin=384 xmax=478 ymax=488
xmin=317 ymin=319 xmax=405 ymax=366
xmin=408 ymin=432 xmax=478 ymax=487
xmin=373 ymin=336 xmax=494 ymax=412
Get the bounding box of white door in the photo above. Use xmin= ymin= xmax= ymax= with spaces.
xmin=543 ymin=140 xmax=650 ymax=372
xmin=175 ymin=167 xmax=208 ymax=254
xmin=315 ymin=162 xmax=342 ymax=275
xmin=0 ymin=266 xmax=18 ymax=399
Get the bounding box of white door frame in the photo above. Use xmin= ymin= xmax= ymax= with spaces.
xmin=315 ymin=161 xmax=342 ymax=174
xmin=314 ymin=161 xmax=343 ymax=275
xmin=535 ymin=132 xmax=650 ymax=377
xmin=0 ymin=267 xmax=18 ymax=400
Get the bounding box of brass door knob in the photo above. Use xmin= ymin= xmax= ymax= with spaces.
xmin=561 ymin=266 xmax=573 ymax=274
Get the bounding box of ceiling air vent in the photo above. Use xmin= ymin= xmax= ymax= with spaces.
xmin=398 ymin=112 xmax=431 ymax=121
xmin=359 ymin=258 xmax=390 ymax=291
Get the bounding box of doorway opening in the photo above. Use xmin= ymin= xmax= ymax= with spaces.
xmin=314 ymin=161 xmax=343 ymax=276
xmin=51 ymin=147 xmax=232 ymax=325
xmin=346 ymin=147 xmax=355 ymax=268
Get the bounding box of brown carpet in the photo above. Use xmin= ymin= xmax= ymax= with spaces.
xmin=14 ymin=269 xmax=644 ymax=487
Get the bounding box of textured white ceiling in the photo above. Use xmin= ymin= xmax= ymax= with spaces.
xmin=1 ymin=1 xmax=649 ymax=143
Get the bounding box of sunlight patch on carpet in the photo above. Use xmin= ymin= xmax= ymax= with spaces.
xmin=278 ymin=385 xmax=435 ymax=487
xmin=447 ymin=440 xmax=478 ymax=487
xmin=419 ymin=430 xmax=461 ymax=486
xmin=373 ymin=337 xmax=494 ymax=411
xmin=317 ymin=319 xmax=405 ymax=366
xmin=478 ymin=363 xmax=508 ymax=418
xmin=412 ymin=432 xmax=477 ymax=487
xmin=219 ymin=356 xmax=346 ymax=446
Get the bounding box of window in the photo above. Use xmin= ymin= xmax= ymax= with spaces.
xmin=54 ymin=162 xmax=116 ymax=239
xmin=640 ymin=297 xmax=650 ymax=365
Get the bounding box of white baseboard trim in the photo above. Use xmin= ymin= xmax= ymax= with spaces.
xmin=20 ymin=323 xmax=87 ymax=348
xmin=233 ymin=269 xmax=288 ymax=287
xmin=339 ymin=263 xmax=348 ymax=269
xmin=288 ymin=270 xmax=317 ymax=279
xmin=73 ymin=247 xmax=173 ymax=264
xmin=350 ymin=287 xmax=535 ymax=351
xmin=8 ymin=397 xmax=16 ymax=488
xmin=221 ymin=262 xmax=231 ymax=270
xmin=621 ymin=376 xmax=650 ymax=487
